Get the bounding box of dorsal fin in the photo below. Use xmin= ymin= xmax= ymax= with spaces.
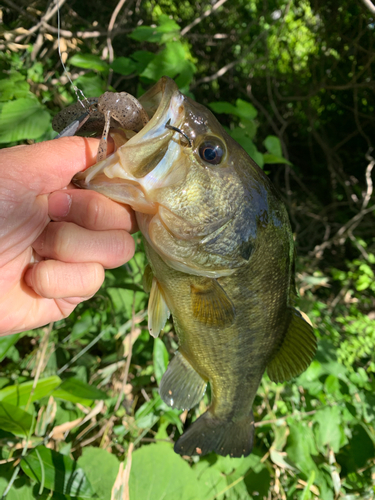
xmin=267 ymin=308 xmax=317 ymax=383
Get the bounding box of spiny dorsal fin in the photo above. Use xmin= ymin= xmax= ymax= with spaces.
xmin=148 ymin=277 xmax=170 ymax=338
xmin=190 ymin=279 xmax=235 ymax=327
xmin=267 ymin=308 xmax=317 ymax=383
xmin=159 ymin=351 xmax=207 ymax=410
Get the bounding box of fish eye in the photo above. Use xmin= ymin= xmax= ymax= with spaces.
xmin=198 ymin=138 xmax=225 ymax=165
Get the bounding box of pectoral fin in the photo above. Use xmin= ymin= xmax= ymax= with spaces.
xmin=191 ymin=279 xmax=235 ymax=327
xmin=267 ymin=308 xmax=317 ymax=383
xmin=159 ymin=351 xmax=207 ymax=410
xmin=142 ymin=264 xmax=153 ymax=293
xmin=148 ymin=277 xmax=170 ymax=338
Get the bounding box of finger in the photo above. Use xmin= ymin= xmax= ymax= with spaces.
xmin=48 ymin=189 xmax=138 ymax=233
xmin=32 ymin=222 xmax=135 ymax=269
xmin=3 ymin=136 xmax=113 ymax=194
xmin=24 ymin=260 xmax=105 ymax=299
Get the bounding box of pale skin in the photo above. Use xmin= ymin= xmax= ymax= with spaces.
xmin=0 ymin=136 xmax=137 ymax=336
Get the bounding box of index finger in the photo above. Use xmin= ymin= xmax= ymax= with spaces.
xmin=2 ymin=137 xmax=106 ymax=194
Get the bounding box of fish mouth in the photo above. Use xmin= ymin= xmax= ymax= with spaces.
xmin=72 ymin=77 xmax=186 ymax=213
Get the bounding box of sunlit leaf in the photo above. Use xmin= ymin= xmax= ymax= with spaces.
xmin=78 ymin=447 xmax=119 ymax=500
xmin=21 ymin=446 xmax=96 ymax=498
xmin=129 ymin=443 xmax=201 ymax=500
xmin=0 ymin=98 xmax=50 ymax=143
xmin=69 ymin=54 xmax=109 ymax=72
xmin=0 ymin=376 xmax=61 ymax=407
xmin=53 ymin=378 xmax=108 ymax=404
xmin=153 ymin=338 xmax=169 ymax=385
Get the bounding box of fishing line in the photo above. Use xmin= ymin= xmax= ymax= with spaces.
xmin=56 ymin=0 xmax=90 ymax=110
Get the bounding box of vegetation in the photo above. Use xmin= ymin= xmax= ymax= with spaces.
xmin=1 ymin=0 xmax=375 ymax=498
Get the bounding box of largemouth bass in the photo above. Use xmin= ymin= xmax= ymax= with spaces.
xmin=55 ymin=77 xmax=316 ymax=458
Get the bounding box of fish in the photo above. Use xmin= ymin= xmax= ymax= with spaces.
xmin=55 ymin=76 xmax=317 ymax=458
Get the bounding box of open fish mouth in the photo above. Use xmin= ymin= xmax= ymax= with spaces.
xmin=72 ymin=77 xmax=187 ymax=213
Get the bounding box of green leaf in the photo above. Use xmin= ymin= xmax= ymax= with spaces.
xmin=69 ymin=54 xmax=109 ymax=72
xmin=286 ymin=420 xmax=319 ymax=479
xmin=0 ymin=401 xmax=33 ymax=436
xmin=129 ymin=443 xmax=201 ymax=500
xmin=21 ymin=446 xmax=96 ymax=498
xmin=301 ymin=470 xmax=316 ymax=500
xmin=231 ymin=135 xmax=264 ymax=167
xmin=194 ymin=459 xmax=227 ymax=499
xmin=141 ymin=42 xmax=195 ymax=82
xmin=208 ymin=102 xmax=238 ymax=115
xmin=111 ymin=57 xmax=138 ymax=76
xmin=0 ymin=73 xmax=30 ymax=101
xmin=153 ymin=338 xmax=169 ymax=385
xmin=263 ymin=153 xmax=292 ymax=165
xmin=0 ymin=334 xmax=20 ymax=362
xmin=74 ymin=73 xmax=107 ymax=98
xmin=130 ymin=15 xmax=180 ymax=44
xmin=70 ymin=311 xmax=93 ymax=341
xmin=263 ymin=135 xmax=282 ymax=157
xmin=53 ymin=378 xmax=108 ymax=404
xmin=0 ymin=376 xmax=61 ymax=407
xmin=0 ymin=98 xmax=50 ymax=143
xmin=235 ymin=99 xmax=258 ymax=120
xmin=77 ymin=447 xmax=119 ymax=500
xmin=131 ymin=51 xmax=155 ymax=74
xmin=130 ymin=26 xmax=162 ymax=43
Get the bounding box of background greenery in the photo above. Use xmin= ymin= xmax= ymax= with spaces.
xmin=1 ymin=0 xmax=375 ymax=498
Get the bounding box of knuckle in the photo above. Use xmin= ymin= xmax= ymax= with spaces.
xmin=87 ymin=195 xmax=104 ymax=229
xmin=49 ymin=222 xmax=73 ymax=259
xmin=33 ymin=261 xmax=55 ymax=298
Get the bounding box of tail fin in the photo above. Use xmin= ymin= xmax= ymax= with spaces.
xmin=174 ymin=410 xmax=254 ymax=458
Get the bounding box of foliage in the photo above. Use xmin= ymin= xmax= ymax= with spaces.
xmin=1 ymin=0 xmax=375 ymax=499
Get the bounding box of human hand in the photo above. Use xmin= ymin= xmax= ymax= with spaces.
xmin=0 ymin=136 xmax=137 ymax=336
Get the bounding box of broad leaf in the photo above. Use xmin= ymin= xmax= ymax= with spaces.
xmin=153 ymin=338 xmax=169 ymax=385
xmin=0 ymin=98 xmax=50 ymax=143
xmin=0 ymin=401 xmax=33 ymax=436
xmin=69 ymin=54 xmax=108 ymax=72
xmin=263 ymin=153 xmax=292 ymax=165
xmin=74 ymin=73 xmax=106 ymax=98
xmin=77 ymin=447 xmax=119 ymax=500
xmin=235 ymin=99 xmax=258 ymax=120
xmin=53 ymin=378 xmax=108 ymax=404
xmin=141 ymin=42 xmax=193 ymax=81
xmin=0 ymin=334 xmax=20 ymax=363
xmin=111 ymin=57 xmax=138 ymax=76
xmin=263 ymin=135 xmax=282 ymax=157
xmin=129 ymin=443 xmax=201 ymax=500
xmin=0 ymin=376 xmax=61 ymax=407
xmin=208 ymin=101 xmax=238 ymax=115
xmin=21 ymin=446 xmax=96 ymax=498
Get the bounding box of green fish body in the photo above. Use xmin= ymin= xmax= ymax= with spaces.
xmin=60 ymin=77 xmax=317 ymax=457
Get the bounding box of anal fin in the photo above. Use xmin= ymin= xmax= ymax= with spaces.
xmin=159 ymin=351 xmax=207 ymax=410
xmin=191 ymin=279 xmax=235 ymax=327
xmin=148 ymin=277 xmax=170 ymax=338
xmin=267 ymin=308 xmax=317 ymax=383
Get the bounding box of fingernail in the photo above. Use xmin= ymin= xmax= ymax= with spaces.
xmin=49 ymin=192 xmax=72 ymax=219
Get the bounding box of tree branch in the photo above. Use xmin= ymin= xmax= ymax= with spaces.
xmin=180 ymin=0 xmax=228 ymax=36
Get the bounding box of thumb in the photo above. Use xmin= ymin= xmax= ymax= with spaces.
xmin=5 ymin=137 xmax=103 ymax=194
